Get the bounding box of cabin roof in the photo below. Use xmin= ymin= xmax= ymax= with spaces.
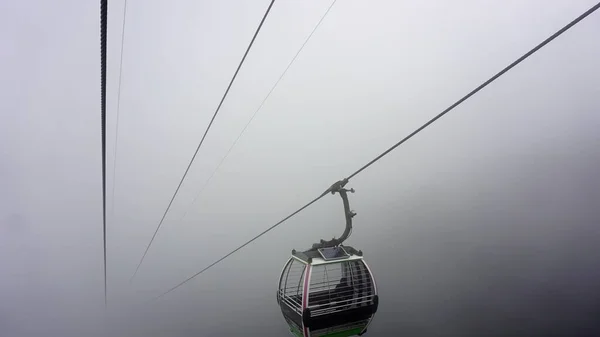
xmin=291 ymin=245 xmax=363 ymax=266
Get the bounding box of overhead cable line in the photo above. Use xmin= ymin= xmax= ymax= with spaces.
xmin=346 ymin=3 xmax=600 ymax=180
xmin=100 ymin=0 xmax=108 ymax=308
xmin=111 ymin=0 xmax=128 ymax=219
xmin=131 ymin=0 xmax=277 ymax=282
xmin=153 ymin=193 xmax=328 ymax=301
xmin=151 ymin=1 xmax=600 ymax=300
xmin=177 ymin=0 xmax=338 ymax=226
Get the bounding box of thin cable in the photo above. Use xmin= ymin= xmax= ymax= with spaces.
xmin=131 ymin=0 xmax=277 ymax=282
xmin=177 ymin=0 xmax=338 ymax=225
xmin=150 ymin=2 xmax=600 ymax=300
xmin=111 ymin=0 xmax=128 ymax=219
xmin=347 ymin=2 xmax=600 ymax=180
xmin=100 ymin=0 xmax=108 ymax=308
xmin=152 ymin=193 xmax=327 ymax=301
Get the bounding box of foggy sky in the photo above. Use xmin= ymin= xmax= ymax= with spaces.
xmin=1 ymin=0 xmax=600 ymax=336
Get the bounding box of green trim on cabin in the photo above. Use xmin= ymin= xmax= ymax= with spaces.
xmin=288 ymin=322 xmax=365 ymax=337
xmin=319 ymin=327 xmax=364 ymax=337
xmin=288 ymin=323 xmax=303 ymax=337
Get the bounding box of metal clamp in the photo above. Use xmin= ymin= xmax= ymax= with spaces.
xmin=311 ymin=178 xmax=356 ymax=250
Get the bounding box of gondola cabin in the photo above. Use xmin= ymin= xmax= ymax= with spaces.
xmin=277 ymin=245 xmax=379 ymax=337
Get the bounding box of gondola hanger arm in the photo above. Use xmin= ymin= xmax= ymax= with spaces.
xmin=311 ymin=178 xmax=357 ymax=250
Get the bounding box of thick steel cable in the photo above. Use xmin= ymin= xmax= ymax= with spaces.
xmin=152 ymin=193 xmax=327 ymax=301
xmin=100 ymin=0 xmax=108 ymax=308
xmin=347 ymin=2 xmax=600 ymax=180
xmin=151 ymin=2 xmax=600 ymax=300
xmin=131 ymin=0 xmax=277 ymax=282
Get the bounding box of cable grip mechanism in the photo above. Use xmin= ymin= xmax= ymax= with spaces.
xmin=311 ymin=179 xmax=357 ymax=250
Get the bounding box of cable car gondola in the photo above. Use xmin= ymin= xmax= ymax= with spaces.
xmin=276 ymin=180 xmax=379 ymax=337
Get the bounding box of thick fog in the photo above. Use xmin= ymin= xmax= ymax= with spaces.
xmin=1 ymin=0 xmax=600 ymax=336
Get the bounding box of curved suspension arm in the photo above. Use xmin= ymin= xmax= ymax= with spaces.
xmin=310 ymin=179 xmax=357 ymax=250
